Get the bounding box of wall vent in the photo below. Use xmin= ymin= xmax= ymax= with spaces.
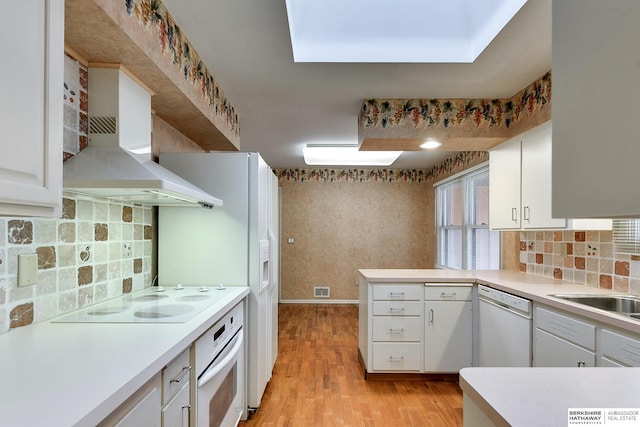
xmin=313 ymin=287 xmax=330 ymax=298
xmin=89 ymin=116 xmax=117 ymax=134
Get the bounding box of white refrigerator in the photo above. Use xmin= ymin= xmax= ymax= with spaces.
xmin=157 ymin=152 xmax=279 ymax=415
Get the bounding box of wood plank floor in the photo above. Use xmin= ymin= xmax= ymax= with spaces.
xmin=240 ymin=304 xmax=463 ymax=426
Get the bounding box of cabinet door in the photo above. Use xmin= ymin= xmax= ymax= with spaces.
xmin=552 ymin=1 xmax=640 ymax=219
xmin=489 ymin=137 xmax=521 ymax=229
xmin=162 ymin=382 xmax=190 ymax=427
xmin=521 ymin=123 xmax=566 ymax=229
xmin=534 ymin=328 xmax=595 ymax=367
xmin=0 ymin=0 xmax=63 ymax=217
xmin=424 ymin=301 xmax=472 ymax=372
xmin=114 ymin=386 xmax=161 ymax=427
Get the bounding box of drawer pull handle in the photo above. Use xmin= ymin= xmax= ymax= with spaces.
xmin=181 ymin=404 xmax=191 ymax=427
xmin=388 ymin=328 xmax=405 ymax=334
xmin=388 ymin=356 xmax=405 ymax=362
xmin=170 ymin=366 xmax=191 ymax=384
xmin=388 ymin=308 xmax=405 ymax=313
xmin=389 ymin=292 xmax=405 ymax=298
xmin=512 ymin=207 xmax=518 ymax=222
xmin=524 ymin=206 xmax=531 ymax=222
xmin=440 ymin=292 xmax=457 ymax=299
xmin=429 ymin=308 xmax=434 ymax=324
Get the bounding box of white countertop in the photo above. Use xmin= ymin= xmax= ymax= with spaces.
xmin=360 ymin=268 xmax=640 ymax=426
xmin=359 ymin=269 xmax=640 ymax=334
xmin=459 ymin=367 xmax=640 ymax=427
xmin=0 ymin=286 xmax=249 ymax=427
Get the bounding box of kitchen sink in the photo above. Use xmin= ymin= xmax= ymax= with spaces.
xmin=550 ymin=294 xmax=640 ymax=315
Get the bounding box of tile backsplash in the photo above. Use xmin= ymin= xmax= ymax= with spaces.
xmin=0 ymin=195 xmax=153 ymax=332
xmin=520 ymin=230 xmax=640 ymax=294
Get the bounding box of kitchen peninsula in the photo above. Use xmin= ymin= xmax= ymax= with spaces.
xmin=359 ymin=269 xmax=640 ymax=426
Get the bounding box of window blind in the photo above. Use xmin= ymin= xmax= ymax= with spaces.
xmin=613 ymin=219 xmax=640 ymax=254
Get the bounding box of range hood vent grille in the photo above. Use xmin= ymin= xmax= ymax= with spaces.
xmin=90 ymin=116 xmax=117 ymax=134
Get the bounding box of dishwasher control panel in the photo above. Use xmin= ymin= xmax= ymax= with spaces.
xmin=478 ymin=285 xmax=532 ymax=315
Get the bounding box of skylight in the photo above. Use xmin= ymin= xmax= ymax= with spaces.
xmin=284 ymin=0 xmax=527 ymax=63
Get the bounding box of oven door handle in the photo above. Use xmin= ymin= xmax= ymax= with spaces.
xmin=197 ymin=328 xmax=244 ymax=388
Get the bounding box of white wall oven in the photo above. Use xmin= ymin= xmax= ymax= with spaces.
xmin=195 ymin=301 xmax=245 ymax=427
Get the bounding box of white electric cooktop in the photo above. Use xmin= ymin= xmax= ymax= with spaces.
xmin=53 ymin=285 xmax=233 ymax=323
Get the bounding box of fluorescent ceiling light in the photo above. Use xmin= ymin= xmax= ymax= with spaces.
xmin=285 ymin=0 xmax=527 ymax=63
xmin=303 ymin=145 xmax=403 ymax=166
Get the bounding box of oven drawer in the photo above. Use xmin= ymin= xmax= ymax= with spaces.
xmin=372 ymin=317 xmax=422 ymax=341
xmin=371 ymin=343 xmax=422 ymax=371
xmin=163 ymin=348 xmax=192 ymax=405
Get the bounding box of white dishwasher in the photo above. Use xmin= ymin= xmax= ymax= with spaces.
xmin=477 ymin=285 xmax=532 ymax=367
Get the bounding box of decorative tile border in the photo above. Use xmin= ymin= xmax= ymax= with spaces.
xmin=275 ymin=151 xmax=487 ymax=183
xmin=124 ymin=0 xmax=239 ymax=137
xmin=359 ymin=72 xmax=551 ymax=134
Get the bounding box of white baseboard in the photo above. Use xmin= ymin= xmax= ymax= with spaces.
xmin=279 ymin=299 xmax=358 ymax=305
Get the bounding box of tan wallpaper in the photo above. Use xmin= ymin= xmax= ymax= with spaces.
xmin=279 ymin=180 xmax=433 ymax=301
xmin=278 ymin=154 xmax=489 ymax=301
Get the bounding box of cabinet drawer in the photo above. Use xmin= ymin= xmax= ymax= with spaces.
xmin=600 ymin=329 xmax=640 ymax=367
xmin=372 ymin=284 xmax=422 ymax=301
xmin=371 ymin=343 xmax=422 ymax=371
xmin=424 ymin=285 xmax=472 ymax=301
xmin=372 ymin=317 xmax=422 ymax=341
xmin=372 ymin=301 xmax=422 ymax=316
xmin=535 ymin=307 xmax=596 ymax=351
xmin=162 ymin=348 xmax=191 ymax=405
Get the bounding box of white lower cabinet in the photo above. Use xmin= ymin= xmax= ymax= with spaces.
xmin=534 ymin=306 xmax=596 ymax=367
xmin=162 ymin=382 xmax=190 ymax=427
xmin=360 ymin=282 xmax=473 ymax=374
xmin=360 ymin=282 xmax=423 ymax=373
xmin=162 ymin=348 xmax=192 ymax=427
xmin=424 ymin=285 xmax=473 ymax=372
xmin=98 ymin=374 xmax=162 ymax=427
xmin=599 ymin=328 xmax=640 ymax=367
xmin=534 ymin=328 xmax=596 ymax=367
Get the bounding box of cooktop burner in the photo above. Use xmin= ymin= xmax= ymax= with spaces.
xmin=52 ymin=285 xmax=231 ymax=323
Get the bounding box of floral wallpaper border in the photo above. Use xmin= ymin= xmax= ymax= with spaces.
xmin=125 ymin=0 xmax=240 ymax=137
xmin=275 ymin=151 xmax=488 ymax=183
xmin=359 ymin=72 xmax=551 ymax=131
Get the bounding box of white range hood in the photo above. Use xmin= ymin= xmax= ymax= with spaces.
xmin=63 ymin=66 xmax=222 ymax=208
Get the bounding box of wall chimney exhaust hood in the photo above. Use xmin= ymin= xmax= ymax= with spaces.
xmin=63 ymin=65 xmax=222 ymax=208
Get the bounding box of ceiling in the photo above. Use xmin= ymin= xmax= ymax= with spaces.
xmin=160 ymin=0 xmax=551 ymax=170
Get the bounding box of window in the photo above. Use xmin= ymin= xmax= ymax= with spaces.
xmin=613 ymin=219 xmax=640 ymax=254
xmin=436 ymin=165 xmax=500 ymax=270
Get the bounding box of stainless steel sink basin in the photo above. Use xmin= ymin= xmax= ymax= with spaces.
xmin=550 ymin=294 xmax=640 ymax=314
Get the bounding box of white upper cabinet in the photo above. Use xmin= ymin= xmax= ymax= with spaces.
xmin=520 ymin=122 xmax=567 ymax=229
xmin=489 ymin=136 xmax=521 ymax=229
xmin=0 ymin=0 xmax=64 ymax=217
xmin=552 ymin=0 xmax=640 ymax=218
xmin=490 ymin=122 xmax=611 ymax=230
xmin=490 ymin=122 xmax=566 ymax=230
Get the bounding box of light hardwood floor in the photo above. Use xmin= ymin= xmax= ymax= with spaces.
xmin=240 ymin=304 xmax=463 ymax=426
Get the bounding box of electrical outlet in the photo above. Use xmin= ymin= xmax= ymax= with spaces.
xmin=17 ymin=253 xmax=38 ymax=287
